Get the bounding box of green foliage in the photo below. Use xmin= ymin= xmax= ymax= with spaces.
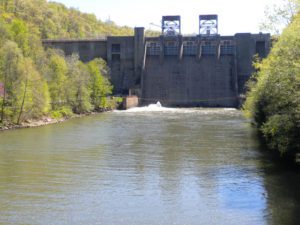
xmin=10 ymin=19 xmax=30 ymax=56
xmin=46 ymin=51 xmax=68 ymax=110
xmin=0 ymin=41 xmax=24 ymax=123
xmin=50 ymin=106 xmax=73 ymax=119
xmin=0 ymin=41 xmax=50 ymax=124
xmin=261 ymin=114 xmax=298 ymax=154
xmin=16 ymin=57 xmax=50 ymax=122
xmin=108 ymin=96 xmax=123 ymax=110
xmin=87 ymin=58 xmax=113 ymax=110
xmin=0 ymin=0 xmax=133 ymax=39
xmin=0 ymin=17 xmax=12 ymax=45
xmin=244 ymin=12 xmax=300 ymax=156
xmin=0 ymin=0 xmax=119 ymax=125
xmin=66 ymin=54 xmax=92 ymax=113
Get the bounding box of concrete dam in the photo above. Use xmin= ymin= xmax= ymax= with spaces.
xmin=43 ymin=15 xmax=270 ymax=107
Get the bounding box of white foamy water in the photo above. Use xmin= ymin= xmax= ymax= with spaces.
xmin=125 ymin=102 xmax=177 ymax=113
xmin=114 ymin=102 xmax=238 ymax=114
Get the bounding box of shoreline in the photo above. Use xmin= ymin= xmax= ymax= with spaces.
xmin=0 ymin=111 xmax=109 ymax=132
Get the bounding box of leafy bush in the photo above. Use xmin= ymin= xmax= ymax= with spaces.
xmin=50 ymin=107 xmax=73 ymax=119
xmin=261 ymin=114 xmax=297 ymax=155
xmin=244 ymin=12 xmax=300 ymax=156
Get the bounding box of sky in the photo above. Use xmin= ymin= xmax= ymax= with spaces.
xmin=51 ymin=0 xmax=282 ymax=35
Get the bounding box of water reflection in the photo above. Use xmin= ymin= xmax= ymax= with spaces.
xmin=0 ymin=108 xmax=299 ymax=224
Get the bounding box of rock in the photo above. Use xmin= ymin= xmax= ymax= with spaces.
xmin=44 ymin=118 xmax=52 ymax=123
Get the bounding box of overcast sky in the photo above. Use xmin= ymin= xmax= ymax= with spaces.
xmin=51 ymin=0 xmax=282 ymax=35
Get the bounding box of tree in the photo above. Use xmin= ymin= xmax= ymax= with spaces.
xmin=46 ymin=51 xmax=68 ymax=110
xmin=244 ymin=12 xmax=300 ymax=156
xmin=87 ymin=58 xmax=112 ymax=110
xmin=16 ymin=57 xmax=50 ymax=124
xmin=66 ymin=54 xmax=92 ymax=113
xmin=0 ymin=40 xmax=23 ymax=123
xmin=0 ymin=41 xmax=50 ymax=124
xmin=260 ymin=0 xmax=300 ymax=34
xmin=0 ymin=16 xmax=12 ymax=45
xmin=0 ymin=0 xmax=119 ymax=124
xmin=10 ymin=18 xmax=30 ymax=56
xmin=0 ymin=0 xmax=15 ymax=13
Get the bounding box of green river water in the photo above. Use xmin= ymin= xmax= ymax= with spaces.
xmin=0 ymin=107 xmax=299 ymax=225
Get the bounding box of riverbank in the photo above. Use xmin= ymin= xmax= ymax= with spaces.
xmin=0 ymin=111 xmax=107 ymax=131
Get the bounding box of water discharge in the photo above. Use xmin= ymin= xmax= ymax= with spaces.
xmin=119 ymin=101 xmax=237 ymax=114
xmin=0 ymin=107 xmax=299 ymax=225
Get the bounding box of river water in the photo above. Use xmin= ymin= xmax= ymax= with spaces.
xmin=0 ymin=107 xmax=300 ymax=225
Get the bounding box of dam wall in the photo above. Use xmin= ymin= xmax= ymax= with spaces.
xmin=43 ymin=39 xmax=108 ymax=62
xmin=42 ymin=19 xmax=270 ymax=108
xmin=143 ymin=55 xmax=237 ymax=107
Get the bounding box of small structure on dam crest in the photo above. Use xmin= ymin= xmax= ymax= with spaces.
xmin=43 ymin=15 xmax=270 ymax=108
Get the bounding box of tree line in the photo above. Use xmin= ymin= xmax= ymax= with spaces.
xmin=0 ymin=0 xmax=134 ymax=39
xmin=0 ymin=0 xmax=131 ymax=125
xmin=244 ymin=0 xmax=300 ymax=158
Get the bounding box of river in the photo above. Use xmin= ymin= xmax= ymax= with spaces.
xmin=0 ymin=107 xmax=299 ymax=225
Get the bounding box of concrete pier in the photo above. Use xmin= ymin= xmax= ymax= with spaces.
xmin=122 ymin=96 xmax=139 ymax=110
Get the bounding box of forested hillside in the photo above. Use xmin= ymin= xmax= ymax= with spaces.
xmin=244 ymin=11 xmax=300 ymax=158
xmin=1 ymin=0 xmax=133 ymax=39
xmin=0 ymin=0 xmax=129 ymax=127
